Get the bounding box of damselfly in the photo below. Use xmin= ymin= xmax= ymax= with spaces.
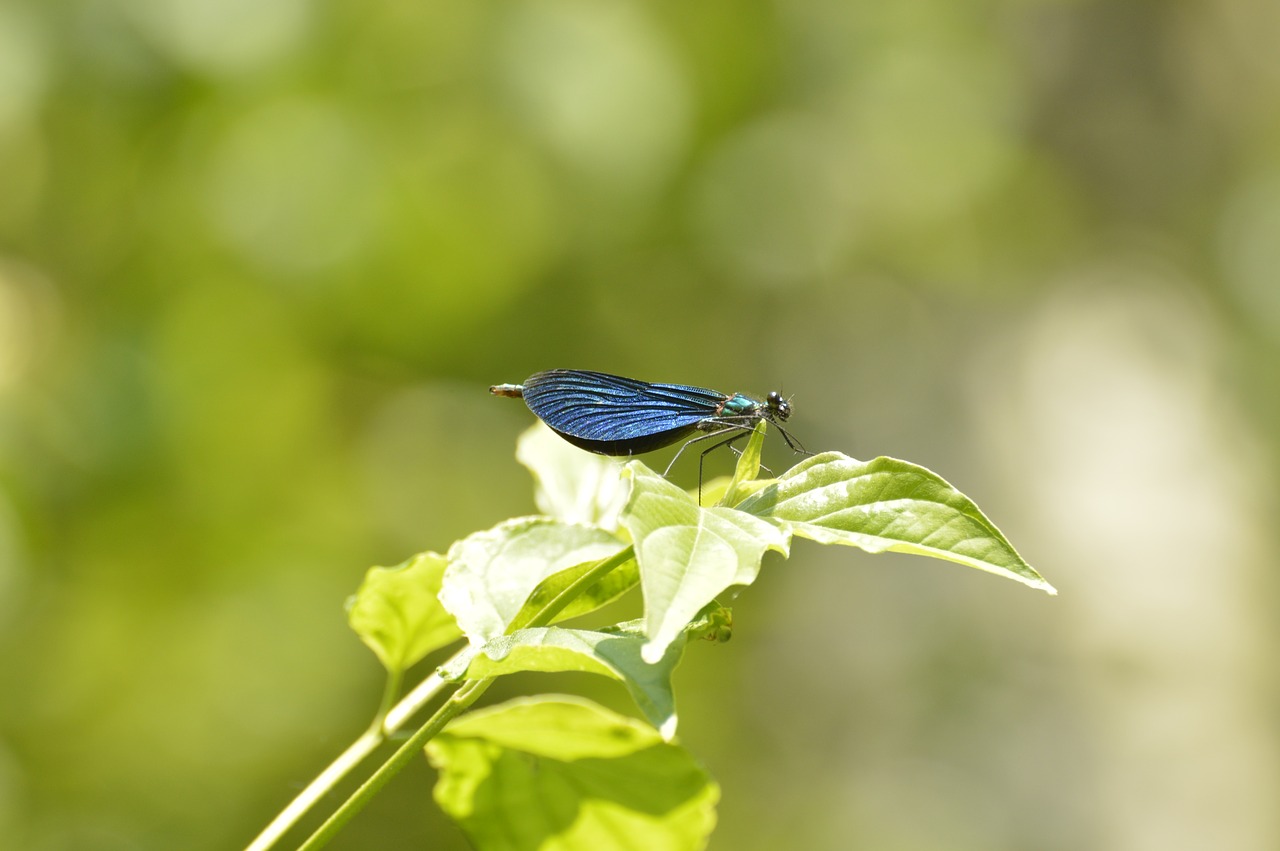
xmin=490 ymin=369 xmax=807 ymax=489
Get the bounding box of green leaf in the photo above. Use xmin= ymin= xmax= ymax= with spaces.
xmin=440 ymin=620 xmax=687 ymax=737
xmin=440 ymin=517 xmax=628 ymax=644
xmin=346 ymin=551 xmax=461 ymax=673
xmin=427 ymin=696 xmax=719 ymax=851
xmin=716 ymin=420 xmax=768 ymax=507
xmin=620 ymin=464 xmax=788 ymax=663
xmin=507 ymin=553 xmax=640 ymax=633
xmin=517 ymin=422 xmax=628 ymax=530
xmin=737 ymin=453 xmax=1056 ymax=594
xmin=679 ymin=424 xmax=774 ymax=508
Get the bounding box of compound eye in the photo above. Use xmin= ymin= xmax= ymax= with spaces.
xmin=768 ymin=391 xmax=782 ymax=405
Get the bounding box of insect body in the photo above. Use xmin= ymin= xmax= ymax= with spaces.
xmin=490 ymin=369 xmax=805 ymax=482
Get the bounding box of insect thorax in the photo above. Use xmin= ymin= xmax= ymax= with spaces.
xmin=719 ymin=394 xmax=759 ymax=417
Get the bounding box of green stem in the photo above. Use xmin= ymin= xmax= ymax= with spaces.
xmin=370 ymin=668 xmax=403 ymax=734
xmin=382 ymin=668 xmax=448 ymax=733
xmin=243 ymin=728 xmax=383 ymax=851
xmin=245 ymin=667 xmax=454 ymax=851
xmin=245 ymin=546 xmax=635 ymax=850
xmin=297 ymin=678 xmax=493 ymax=851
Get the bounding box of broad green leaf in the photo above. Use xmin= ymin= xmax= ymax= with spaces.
xmin=518 ymin=422 xmax=628 ymax=530
xmin=346 ymin=551 xmax=460 ymax=673
xmin=440 ymin=619 xmax=687 ymax=737
xmin=691 ymin=474 xmax=733 ymax=508
xmin=621 ymin=464 xmax=788 ymax=663
xmin=440 ymin=517 xmax=627 ymax=644
xmin=737 ymin=453 xmax=1056 ymax=594
xmin=699 ymin=474 xmax=773 ymax=508
xmin=507 ymin=552 xmax=640 ymax=632
xmin=427 ymin=696 xmax=719 ymax=851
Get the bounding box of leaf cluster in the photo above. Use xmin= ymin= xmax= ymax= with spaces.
xmin=253 ymin=422 xmax=1052 ymax=851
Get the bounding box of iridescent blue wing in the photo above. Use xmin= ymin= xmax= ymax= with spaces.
xmin=520 ymin=369 xmax=728 ymax=455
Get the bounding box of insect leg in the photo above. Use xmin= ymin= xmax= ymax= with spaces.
xmin=662 ymin=427 xmax=739 ymax=477
xmin=773 ymin=422 xmax=813 ymax=456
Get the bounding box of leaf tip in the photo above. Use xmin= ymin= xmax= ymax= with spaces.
xmin=658 ymin=714 xmax=679 ymax=742
xmin=1025 ymin=576 xmax=1058 ymax=595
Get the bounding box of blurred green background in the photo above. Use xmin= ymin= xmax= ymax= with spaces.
xmin=2 ymin=0 xmax=1278 ymax=848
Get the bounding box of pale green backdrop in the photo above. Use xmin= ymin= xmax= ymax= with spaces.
xmin=1 ymin=0 xmax=1278 ymax=848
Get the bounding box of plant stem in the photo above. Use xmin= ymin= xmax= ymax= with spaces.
xmin=243 ymin=729 xmax=383 ymax=851
xmin=383 ymin=668 xmax=448 ymax=733
xmin=244 ymin=667 xmax=453 ymax=851
xmin=297 ymin=678 xmax=493 ymax=851
xmin=370 ymin=668 xmax=403 ymax=733
xmin=246 ymin=545 xmax=634 ymax=850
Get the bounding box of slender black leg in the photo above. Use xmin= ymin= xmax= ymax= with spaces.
xmin=774 ymin=423 xmax=814 ymax=457
xmin=659 ymin=417 xmax=810 ymax=502
xmin=662 ymin=427 xmax=748 ymax=477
